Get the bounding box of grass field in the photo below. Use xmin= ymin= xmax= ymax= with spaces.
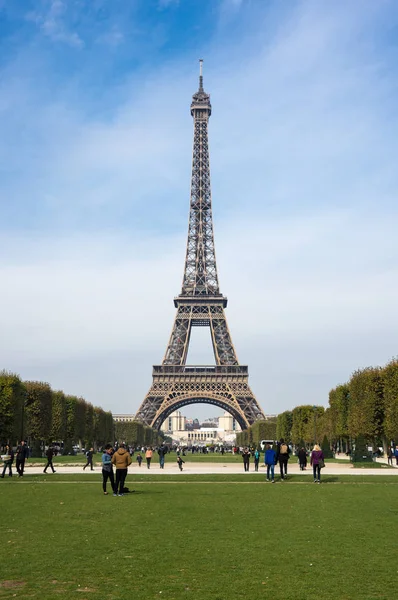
xmin=0 ymin=474 xmax=397 ymax=600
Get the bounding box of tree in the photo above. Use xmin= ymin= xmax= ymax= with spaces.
xmin=84 ymin=403 xmax=94 ymax=448
xmin=50 ymin=390 xmax=67 ymax=443
xmin=276 ymin=411 xmax=293 ymax=441
xmin=329 ymin=384 xmax=350 ymax=452
xmin=347 ymin=368 xmax=385 ymax=448
xmin=0 ymin=371 xmax=25 ymax=444
xmin=321 ymin=435 xmax=333 ymax=458
xmin=25 ymin=381 xmax=53 ymax=454
xmin=291 ymin=405 xmax=324 ymax=445
xmin=383 ymin=358 xmax=398 ymax=442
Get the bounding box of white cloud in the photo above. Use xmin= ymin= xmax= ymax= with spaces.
xmin=26 ymin=0 xmax=84 ymax=48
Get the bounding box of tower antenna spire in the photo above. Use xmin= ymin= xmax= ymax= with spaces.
xmin=199 ymin=58 xmax=203 ymax=91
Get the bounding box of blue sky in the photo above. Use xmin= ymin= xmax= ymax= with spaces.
xmin=1 ymin=0 xmax=398 ymax=420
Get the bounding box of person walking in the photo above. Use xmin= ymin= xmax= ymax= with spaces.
xmin=102 ymin=444 xmax=115 ymax=495
xmin=16 ymin=441 xmax=29 ymax=477
xmin=1 ymin=445 xmax=14 ymax=478
xmin=387 ymin=447 xmax=393 ymax=466
xmin=43 ymin=446 xmax=56 ymax=473
xmin=136 ymin=453 xmax=143 ymax=467
xmin=242 ymin=448 xmax=250 ymax=472
xmin=276 ymin=439 xmax=290 ymax=480
xmin=298 ymin=447 xmax=307 ymax=471
xmin=145 ymin=447 xmax=153 ymax=469
xmin=158 ymin=444 xmax=168 ymax=469
xmin=111 ymin=443 xmax=132 ymax=496
xmin=177 ymin=456 xmax=185 ymax=471
xmin=254 ymin=448 xmax=260 ymax=472
xmin=394 ymin=447 xmax=398 ymax=466
xmin=83 ymin=448 xmax=94 ymax=471
xmin=310 ymin=444 xmax=324 ymax=484
xmin=264 ymin=443 xmax=276 ymax=483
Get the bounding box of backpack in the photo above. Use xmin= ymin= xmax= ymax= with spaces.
xmin=280 ymin=443 xmax=288 ymax=455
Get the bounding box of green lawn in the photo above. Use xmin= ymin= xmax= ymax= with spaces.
xmin=0 ymin=474 xmax=397 ymax=599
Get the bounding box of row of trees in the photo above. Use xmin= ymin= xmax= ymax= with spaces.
xmin=114 ymin=420 xmax=163 ymax=448
xmin=236 ymin=418 xmax=277 ymax=448
xmin=0 ymin=370 xmax=114 ymax=454
xmin=274 ymin=358 xmax=398 ymax=452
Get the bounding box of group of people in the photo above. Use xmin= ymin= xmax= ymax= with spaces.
xmin=101 ymin=442 xmax=187 ymax=495
xmin=1 ymin=441 xmax=29 ymax=478
xmin=241 ymin=440 xmax=325 ymax=483
xmin=136 ymin=444 xmax=169 ymax=470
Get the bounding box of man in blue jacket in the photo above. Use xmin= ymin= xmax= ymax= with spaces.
xmin=264 ymin=444 xmax=276 ymax=483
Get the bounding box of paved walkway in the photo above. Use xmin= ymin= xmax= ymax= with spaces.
xmin=21 ymin=461 xmax=398 ymax=476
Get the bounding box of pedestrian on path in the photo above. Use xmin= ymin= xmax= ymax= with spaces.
xmin=83 ymin=448 xmax=94 ymax=471
xmin=43 ymin=446 xmax=56 ymax=474
xmin=136 ymin=453 xmax=143 ymax=467
xmin=16 ymin=441 xmax=29 ymax=477
xmin=387 ymin=448 xmax=393 ymax=466
xmin=394 ymin=447 xmax=398 ymax=466
xmin=298 ymin=447 xmax=307 ymax=471
xmin=177 ymin=456 xmax=185 ymax=471
xmin=145 ymin=447 xmax=153 ymax=469
xmin=310 ymin=444 xmax=324 ymax=484
xmin=264 ymin=444 xmax=275 ymax=482
xmin=158 ymin=444 xmax=168 ymax=469
xmin=254 ymin=448 xmax=260 ymax=472
xmin=102 ymin=444 xmax=115 ymax=495
xmin=111 ymin=443 xmax=132 ymax=496
xmin=276 ymin=439 xmax=290 ymax=480
xmin=242 ymin=448 xmax=250 ymax=472
xmin=1 ymin=445 xmax=14 ymax=478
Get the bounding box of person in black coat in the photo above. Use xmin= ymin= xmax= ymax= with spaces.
xmin=16 ymin=441 xmax=29 ymax=477
xmin=157 ymin=444 xmax=168 ymax=469
xmin=83 ymin=448 xmax=94 ymax=471
xmin=242 ymin=448 xmax=251 ymax=472
xmin=43 ymin=446 xmax=56 ymax=474
xmin=297 ymin=447 xmax=307 ymax=470
xmin=276 ymin=439 xmax=290 ymax=480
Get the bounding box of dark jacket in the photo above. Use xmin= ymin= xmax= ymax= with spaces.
xmin=16 ymin=445 xmax=28 ymax=461
xmin=242 ymin=451 xmax=250 ymax=462
xmin=158 ymin=446 xmax=168 ymax=457
xmin=46 ymin=448 xmax=54 ymax=460
xmin=276 ymin=443 xmax=290 ymax=462
xmin=298 ymin=449 xmax=307 ymax=464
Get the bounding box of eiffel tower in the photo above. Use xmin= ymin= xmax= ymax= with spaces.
xmin=135 ymin=61 xmax=265 ymax=430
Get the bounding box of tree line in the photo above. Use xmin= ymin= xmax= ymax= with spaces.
xmin=0 ymin=370 xmax=114 ymax=455
xmin=275 ymin=358 xmax=398 ymax=452
xmin=0 ymin=370 xmax=162 ymax=455
xmin=236 ymin=358 xmax=398 ymax=453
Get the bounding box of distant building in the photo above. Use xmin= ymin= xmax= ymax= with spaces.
xmin=160 ymin=410 xmax=240 ymax=445
xmin=113 ymin=414 xmax=135 ymax=422
xmin=160 ymin=410 xmax=186 ymax=433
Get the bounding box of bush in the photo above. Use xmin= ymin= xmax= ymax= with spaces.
xmin=351 ymin=435 xmax=373 ymax=463
xmin=321 ymin=435 xmax=334 ymax=458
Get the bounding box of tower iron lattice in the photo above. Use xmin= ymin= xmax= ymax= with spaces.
xmin=135 ymin=61 xmax=265 ymax=430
